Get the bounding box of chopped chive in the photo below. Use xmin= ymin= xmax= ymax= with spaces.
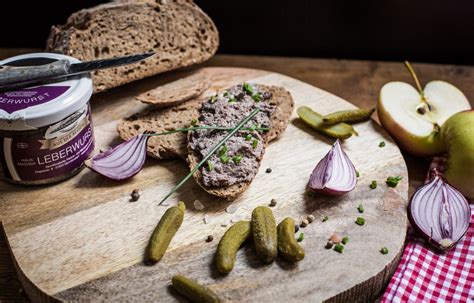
xmin=356 ymin=171 xmax=360 ymax=178
xmin=379 ymin=141 xmax=386 ymax=147
xmin=322 ymin=215 xmax=329 ymax=222
xmin=243 ymin=83 xmax=254 ymax=94
xmin=369 ymin=180 xmax=377 ymax=189
xmin=342 ymin=236 xmax=349 ymax=245
xmin=191 ymin=118 xmax=198 ymax=126
xmin=334 ymin=244 xmax=344 ymax=253
xmin=220 ymin=154 xmax=230 ymax=164
xmin=252 ymin=139 xmax=258 ymax=149
xmin=386 ymin=176 xmax=402 ymax=188
xmin=249 ymin=124 xmax=256 ymax=132
xmin=245 ymin=134 xmax=253 ymax=141
xmin=251 ymin=93 xmax=262 ymax=102
xmin=297 ymin=232 xmax=304 ymax=242
xmin=219 ymin=145 xmax=228 ymax=156
xmin=210 ymin=95 xmax=217 ymax=103
xmin=380 ymin=247 xmax=389 ymax=254
xmin=232 ymin=154 xmax=243 ymax=164
xmin=357 ymin=204 xmax=364 ymax=213
xmin=206 ymin=160 xmax=214 ymax=171
xmin=158 ymin=108 xmax=260 ymax=205
xmin=223 ymin=91 xmax=229 ymax=97
xmin=228 ymin=98 xmax=237 ymax=104
xmin=355 ymin=217 xmax=365 ymax=226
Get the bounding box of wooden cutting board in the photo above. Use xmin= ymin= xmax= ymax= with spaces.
xmin=0 ymin=67 xmax=408 ymax=302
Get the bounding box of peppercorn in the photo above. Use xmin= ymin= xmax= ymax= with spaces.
xmin=307 ymin=214 xmax=315 ymax=223
xmin=206 ymin=235 xmax=214 ymax=242
xmin=265 ymin=168 xmax=272 ymax=173
xmin=294 ymin=224 xmax=300 ymax=233
xmin=301 ymin=219 xmax=309 ymax=228
xmin=130 ymin=189 xmax=140 ymax=202
xmin=325 ymin=241 xmax=334 ymax=249
xmin=269 ymin=199 xmax=277 ymax=207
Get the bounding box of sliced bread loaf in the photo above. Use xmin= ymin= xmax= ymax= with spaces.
xmin=135 ymin=71 xmax=211 ymax=107
xmin=117 ymin=98 xmax=202 ymax=159
xmin=46 ymin=0 xmax=219 ymax=93
xmin=187 ymin=84 xmax=294 ymax=199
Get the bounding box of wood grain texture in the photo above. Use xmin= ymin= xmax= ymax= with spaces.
xmin=1 ymin=67 xmax=408 ymax=302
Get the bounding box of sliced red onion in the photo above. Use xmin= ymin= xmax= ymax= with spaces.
xmin=85 ymin=134 xmax=150 ymax=180
xmin=308 ymin=140 xmax=357 ymax=195
xmin=408 ymin=168 xmax=471 ymax=251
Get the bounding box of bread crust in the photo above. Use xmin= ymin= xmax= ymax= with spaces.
xmin=46 ymin=0 xmax=219 ymax=93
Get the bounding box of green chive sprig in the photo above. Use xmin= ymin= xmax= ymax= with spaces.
xmin=144 ymin=125 xmax=270 ymax=137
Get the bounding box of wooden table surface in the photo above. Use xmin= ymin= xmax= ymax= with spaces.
xmin=1 ymin=49 xmax=473 ymax=302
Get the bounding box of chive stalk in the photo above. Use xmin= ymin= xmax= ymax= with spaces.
xmin=144 ymin=125 xmax=270 ymax=137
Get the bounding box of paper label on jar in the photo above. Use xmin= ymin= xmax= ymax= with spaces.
xmin=0 ymin=104 xmax=94 ymax=182
xmin=0 ymin=86 xmax=70 ymax=114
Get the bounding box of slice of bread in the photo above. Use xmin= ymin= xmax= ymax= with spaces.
xmin=46 ymin=0 xmax=219 ymax=93
xmin=135 ymin=71 xmax=211 ymax=107
xmin=187 ymin=84 xmax=294 ymax=199
xmin=117 ymin=98 xmax=202 ymax=160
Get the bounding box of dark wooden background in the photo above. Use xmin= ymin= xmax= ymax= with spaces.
xmin=1 ymin=0 xmax=474 ymax=64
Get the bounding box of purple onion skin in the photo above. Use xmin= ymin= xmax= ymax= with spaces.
xmin=308 ymin=140 xmax=357 ymax=196
xmin=408 ymin=168 xmax=471 ymax=251
xmin=86 ymin=134 xmax=150 ymax=181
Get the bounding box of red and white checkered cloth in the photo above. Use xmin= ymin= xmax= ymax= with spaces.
xmin=382 ymin=157 xmax=474 ymax=302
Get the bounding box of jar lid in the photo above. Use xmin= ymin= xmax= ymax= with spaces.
xmin=0 ymin=52 xmax=93 ymax=131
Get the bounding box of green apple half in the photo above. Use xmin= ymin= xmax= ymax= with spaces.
xmin=378 ymin=80 xmax=471 ymax=156
xmin=441 ymin=110 xmax=474 ymax=199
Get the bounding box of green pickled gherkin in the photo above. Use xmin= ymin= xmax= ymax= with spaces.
xmin=297 ymin=106 xmax=358 ymax=139
xmin=146 ymin=201 xmax=185 ymax=263
xmin=277 ymin=217 xmax=305 ymax=262
xmin=216 ymin=221 xmax=251 ymax=274
xmin=251 ymin=206 xmax=278 ymax=263
xmin=171 ymin=275 xmax=221 ymax=303
xmin=322 ymin=108 xmax=375 ymax=124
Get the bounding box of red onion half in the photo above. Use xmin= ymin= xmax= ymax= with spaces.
xmin=308 ymin=140 xmax=357 ymax=195
xmin=408 ymin=168 xmax=471 ymax=251
xmin=85 ymin=134 xmax=150 ymax=180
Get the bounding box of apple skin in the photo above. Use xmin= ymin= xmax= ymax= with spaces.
xmin=441 ymin=110 xmax=474 ymax=199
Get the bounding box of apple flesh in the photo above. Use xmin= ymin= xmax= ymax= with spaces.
xmin=378 ymin=80 xmax=471 ymax=156
xmin=441 ymin=110 xmax=474 ymax=199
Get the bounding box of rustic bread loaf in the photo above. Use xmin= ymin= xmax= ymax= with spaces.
xmin=135 ymin=71 xmax=211 ymax=107
xmin=46 ymin=0 xmax=219 ymax=93
xmin=187 ymin=84 xmax=294 ymax=199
